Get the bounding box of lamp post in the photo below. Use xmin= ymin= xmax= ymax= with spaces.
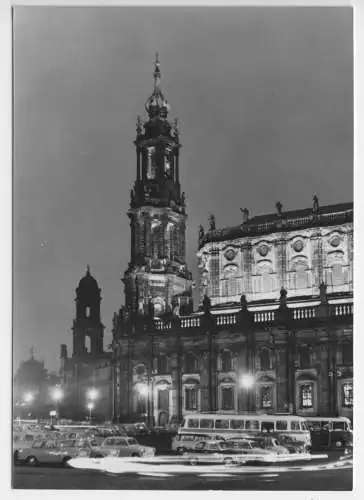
xmin=51 ymin=386 xmax=64 ymax=424
xmin=240 ymin=373 xmax=255 ymax=412
xmin=137 ymin=383 xmax=149 ymax=424
xmin=86 ymin=388 xmax=99 ymax=422
xmin=86 ymin=402 xmax=94 ymax=421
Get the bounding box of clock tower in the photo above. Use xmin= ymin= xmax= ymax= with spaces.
xmin=123 ymin=55 xmax=193 ymax=317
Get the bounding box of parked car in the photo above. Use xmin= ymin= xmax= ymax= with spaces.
xmin=14 ymin=438 xmax=96 ymax=466
xmin=262 ymin=432 xmax=309 ymax=454
xmin=97 ymin=436 xmax=155 ymax=458
xmin=172 ymin=433 xmax=226 ymax=453
xmin=245 ymin=435 xmax=290 ymax=455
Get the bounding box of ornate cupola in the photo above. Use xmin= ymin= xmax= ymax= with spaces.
xmin=122 ymin=54 xmax=193 ymax=319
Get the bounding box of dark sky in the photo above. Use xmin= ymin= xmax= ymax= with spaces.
xmin=13 ymin=6 xmax=353 ymax=372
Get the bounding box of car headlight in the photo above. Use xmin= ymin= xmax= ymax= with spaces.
xmin=140 ymin=447 xmax=145 ymax=453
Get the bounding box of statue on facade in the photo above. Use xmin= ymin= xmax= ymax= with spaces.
xmin=130 ymin=187 xmax=136 ymax=205
xmin=172 ymin=118 xmax=180 ymax=139
xmin=240 ymin=207 xmax=249 ymax=224
xmin=181 ymin=192 xmax=186 ymax=206
xmin=276 ymin=201 xmax=283 ymax=217
xmin=313 ymin=195 xmax=319 ymax=215
xmin=202 ymin=294 xmax=211 ymax=315
xmin=198 ymin=224 xmax=205 ymax=243
xmin=208 ymin=214 xmax=216 ymax=231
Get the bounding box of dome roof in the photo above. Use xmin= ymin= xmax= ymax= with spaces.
xmin=77 ymin=265 xmax=99 ymax=294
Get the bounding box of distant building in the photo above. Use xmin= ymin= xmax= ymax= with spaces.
xmin=60 ymin=267 xmax=113 ymax=422
xmin=13 ymin=350 xmax=62 ymax=419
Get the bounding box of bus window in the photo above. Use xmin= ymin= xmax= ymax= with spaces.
xmin=276 ymin=420 xmax=288 ymax=431
xmin=246 ymin=420 xmax=260 ymax=431
xmin=215 ymin=419 xmax=229 ymax=430
xmin=181 ymin=419 xmax=185 ymax=428
xmin=301 ymin=422 xmax=309 ymax=431
xmin=230 ymin=419 xmax=245 ymax=430
xmin=261 ymin=421 xmax=275 ymax=433
xmin=200 ymin=419 xmax=214 ymax=429
xmin=187 ymin=418 xmax=199 ymax=429
xmin=333 ymin=421 xmax=347 ymax=431
xmin=307 ymin=421 xmax=322 ymax=431
xmin=291 ymin=421 xmax=300 ymax=431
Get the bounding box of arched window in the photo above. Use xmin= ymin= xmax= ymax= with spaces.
xmin=299 ymin=384 xmax=313 ymax=409
xmin=259 ymin=385 xmax=273 ymax=409
xmin=260 ymin=349 xmax=270 ymax=371
xmin=151 ymin=222 xmax=163 ymax=259
xmin=146 ymin=147 xmax=157 ymax=179
xmin=222 ymin=266 xmax=241 ymax=298
xmin=255 ymin=264 xmax=274 ymax=294
xmin=290 ymin=260 xmax=309 ymax=290
xmin=185 ymin=387 xmax=198 ymax=411
xmin=331 ymin=263 xmax=346 ymax=286
xmin=185 ymin=352 xmax=198 ymax=373
xmin=221 ymin=351 xmax=232 ymax=372
xmin=221 ymin=386 xmax=234 ymax=410
xmin=299 ymin=347 xmax=311 ymax=369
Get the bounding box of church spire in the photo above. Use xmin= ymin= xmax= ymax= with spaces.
xmin=145 ymin=53 xmax=170 ymax=119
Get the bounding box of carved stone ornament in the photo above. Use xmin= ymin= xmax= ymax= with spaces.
xmin=224 ymin=248 xmax=237 ymax=261
xmin=258 ymin=245 xmax=269 ymax=257
xmin=293 ymin=240 xmax=304 ymax=252
xmin=330 ymin=236 xmax=341 ymax=248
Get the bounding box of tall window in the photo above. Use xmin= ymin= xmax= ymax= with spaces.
xmin=210 ymin=253 xmax=220 ymax=297
xmin=185 ymin=352 xmax=198 ymax=373
xmin=221 ymin=351 xmax=232 ymax=372
xmin=299 ymin=384 xmax=313 ymax=409
xmin=221 ymin=387 xmax=234 ymax=410
xmin=185 ymin=387 xmax=198 ymax=411
xmin=146 ymin=147 xmax=156 ymax=179
xmin=166 ymin=224 xmax=175 ymax=261
xmin=260 ymin=386 xmax=273 ymax=409
xmin=255 ymin=264 xmax=274 ymax=294
xmin=151 ymin=223 xmax=163 ymax=259
xmin=299 ymin=347 xmax=311 ymax=369
xmin=137 ymin=394 xmax=147 ymax=414
xmin=260 ymin=349 xmax=270 ymax=371
xmin=157 ymin=354 xmax=167 ymax=374
xmin=85 ymin=306 xmax=90 ymax=318
xmin=342 ymin=343 xmax=353 ymax=365
xmin=342 ymin=382 xmax=353 ymax=408
xmin=158 ymin=389 xmax=169 ymax=411
xmin=331 ymin=263 xmax=346 ymax=287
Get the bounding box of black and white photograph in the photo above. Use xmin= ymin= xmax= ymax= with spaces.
xmin=9 ymin=1 xmax=356 ymax=494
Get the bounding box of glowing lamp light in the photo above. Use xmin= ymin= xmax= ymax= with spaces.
xmin=138 ymin=384 xmax=149 ymax=397
xmin=49 ymin=410 xmax=57 ymax=417
xmin=23 ymin=392 xmax=34 ymax=404
xmin=240 ymin=374 xmax=255 ymax=389
xmin=86 ymin=402 xmax=94 ymax=411
xmin=87 ymin=388 xmax=99 ymax=401
xmin=52 ymin=387 xmax=64 ymax=402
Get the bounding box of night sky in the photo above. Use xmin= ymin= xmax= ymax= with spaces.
xmin=13 ymin=6 xmax=353 ymax=372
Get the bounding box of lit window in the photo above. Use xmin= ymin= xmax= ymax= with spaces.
xmin=146 ymin=147 xmax=156 ymax=179
xmin=221 ymin=387 xmax=234 ymax=410
xmin=85 ymin=307 xmax=90 ymax=318
xmin=185 ymin=388 xmax=198 ymax=411
xmin=299 ymin=384 xmax=313 ymax=409
xmin=260 ymin=386 xmax=273 ymax=409
xmin=342 ymin=382 xmax=353 ymax=408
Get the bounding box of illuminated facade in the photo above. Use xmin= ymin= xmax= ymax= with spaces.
xmin=111 ymin=58 xmax=353 ymax=426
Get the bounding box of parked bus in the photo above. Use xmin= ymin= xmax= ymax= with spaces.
xmin=179 ymin=413 xmax=311 ymax=449
xmin=304 ymin=417 xmax=353 ymax=450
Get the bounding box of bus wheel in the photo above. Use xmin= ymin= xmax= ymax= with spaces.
xmin=190 ymin=458 xmax=199 ymax=466
xmin=177 ymin=447 xmax=186 ymax=454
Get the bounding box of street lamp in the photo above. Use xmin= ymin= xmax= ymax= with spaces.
xmin=51 ymin=386 xmax=64 ymax=424
xmin=23 ymin=392 xmax=34 ymax=404
xmin=86 ymin=388 xmax=98 ymax=422
xmin=86 ymin=402 xmax=94 ymax=421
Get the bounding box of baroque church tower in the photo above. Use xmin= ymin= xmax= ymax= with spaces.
xmin=72 ymin=266 xmax=104 ymax=357
xmin=123 ymin=55 xmax=193 ymax=317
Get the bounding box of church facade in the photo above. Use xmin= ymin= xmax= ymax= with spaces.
xmin=110 ymin=58 xmax=353 ymax=427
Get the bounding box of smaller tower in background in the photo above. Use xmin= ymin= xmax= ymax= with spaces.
xmin=72 ymin=266 xmax=104 ymax=357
